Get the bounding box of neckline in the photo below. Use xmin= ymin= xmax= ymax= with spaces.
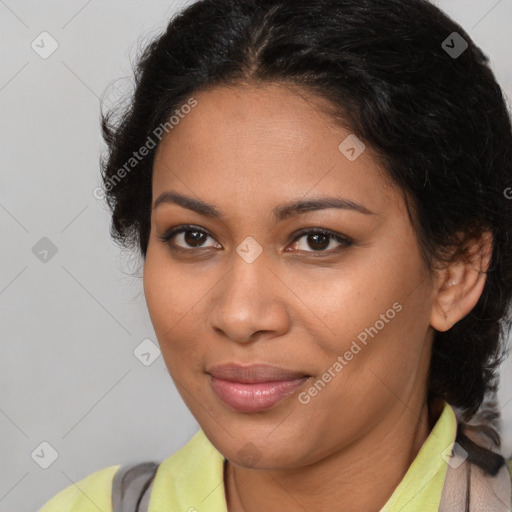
xmin=149 ymin=401 xmax=456 ymax=512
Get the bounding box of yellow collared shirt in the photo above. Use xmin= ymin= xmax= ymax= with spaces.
xmin=38 ymin=401 xmax=473 ymax=512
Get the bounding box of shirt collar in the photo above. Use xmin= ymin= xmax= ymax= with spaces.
xmin=379 ymin=400 xmax=457 ymax=511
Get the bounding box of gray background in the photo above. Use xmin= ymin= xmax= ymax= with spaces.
xmin=1 ymin=1 xmax=511 ymax=511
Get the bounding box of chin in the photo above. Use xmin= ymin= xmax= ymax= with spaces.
xmin=211 ymin=428 xmax=312 ymax=470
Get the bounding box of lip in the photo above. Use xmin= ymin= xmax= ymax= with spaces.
xmin=206 ymin=363 xmax=310 ymax=383
xmin=206 ymin=363 xmax=311 ymax=413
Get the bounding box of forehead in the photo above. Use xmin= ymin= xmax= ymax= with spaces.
xmin=152 ymin=83 xmax=397 ymax=216
xmin=155 ymin=82 xmax=352 ymax=158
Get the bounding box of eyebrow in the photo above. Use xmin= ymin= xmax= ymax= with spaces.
xmin=152 ymin=191 xmax=376 ymax=221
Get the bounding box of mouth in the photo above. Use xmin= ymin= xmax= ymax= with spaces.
xmin=206 ymin=363 xmax=311 ymax=413
xmin=206 ymin=362 xmax=310 ymax=383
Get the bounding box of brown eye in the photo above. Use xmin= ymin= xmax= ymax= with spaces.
xmin=157 ymin=225 xmax=352 ymax=255
xmin=289 ymin=229 xmax=353 ymax=253
xmin=182 ymin=230 xmax=208 ymax=248
xmin=157 ymin=225 xmax=221 ymax=250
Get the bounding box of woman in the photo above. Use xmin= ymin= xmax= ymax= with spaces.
xmin=39 ymin=0 xmax=512 ymax=510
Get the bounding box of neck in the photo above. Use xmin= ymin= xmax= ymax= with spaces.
xmin=225 ymin=399 xmax=440 ymax=512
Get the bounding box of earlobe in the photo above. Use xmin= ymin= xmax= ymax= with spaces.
xmin=429 ymin=230 xmax=493 ymax=332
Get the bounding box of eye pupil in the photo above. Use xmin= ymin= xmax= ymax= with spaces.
xmin=308 ymin=233 xmax=329 ymax=250
xmin=185 ymin=230 xmax=207 ymax=247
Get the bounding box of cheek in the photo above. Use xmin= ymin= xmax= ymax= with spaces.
xmin=308 ymin=280 xmax=432 ymax=418
xmin=285 ymin=261 xmax=416 ymax=350
xmin=301 ymin=251 xmax=432 ymax=395
xmin=143 ymin=246 xmax=200 ymax=350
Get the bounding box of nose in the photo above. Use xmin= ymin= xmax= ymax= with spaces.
xmin=208 ymin=250 xmax=291 ymax=344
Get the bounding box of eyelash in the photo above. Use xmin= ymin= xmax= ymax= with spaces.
xmin=157 ymin=224 xmax=353 ymax=255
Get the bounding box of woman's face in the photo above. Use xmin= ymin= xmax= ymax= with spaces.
xmin=143 ymin=83 xmax=438 ymax=469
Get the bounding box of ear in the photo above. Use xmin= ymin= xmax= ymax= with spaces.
xmin=430 ymin=230 xmax=493 ymax=332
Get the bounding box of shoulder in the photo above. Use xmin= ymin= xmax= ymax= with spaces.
xmin=37 ymin=464 xmax=121 ymax=512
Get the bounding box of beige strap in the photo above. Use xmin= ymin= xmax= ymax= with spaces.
xmin=439 ymin=442 xmax=511 ymax=511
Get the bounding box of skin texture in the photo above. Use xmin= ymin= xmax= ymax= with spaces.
xmin=143 ymin=82 xmax=493 ymax=512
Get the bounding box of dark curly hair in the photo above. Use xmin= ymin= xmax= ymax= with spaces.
xmin=99 ymin=0 xmax=512 ymax=469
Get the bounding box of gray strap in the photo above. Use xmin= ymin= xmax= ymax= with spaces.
xmin=111 ymin=462 xmax=159 ymax=512
xmin=137 ymin=474 xmax=155 ymax=512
